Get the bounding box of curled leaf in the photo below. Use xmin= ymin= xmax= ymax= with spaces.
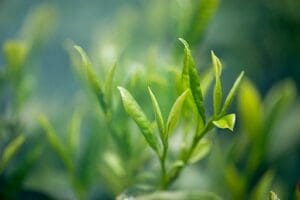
xmin=213 ymin=113 xmax=236 ymax=131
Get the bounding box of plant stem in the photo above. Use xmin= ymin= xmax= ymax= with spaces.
xmin=160 ymin=119 xmax=214 ymax=189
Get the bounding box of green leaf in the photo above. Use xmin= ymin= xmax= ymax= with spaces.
xmin=38 ymin=115 xmax=73 ymax=172
xmin=221 ymin=71 xmax=244 ymax=115
xmin=269 ymin=191 xmax=280 ymax=200
xmin=211 ymin=51 xmax=222 ymax=115
xmin=179 ymin=38 xmax=190 ymax=91
xmin=148 ymin=87 xmax=165 ymax=142
xmin=213 ymin=113 xmax=236 ymax=131
xmin=0 ymin=135 xmax=25 ymax=173
xmin=179 ymin=38 xmax=205 ymax=122
xmin=74 ymin=45 xmax=107 ymax=114
xmin=189 ymin=139 xmax=211 ymax=164
xmin=166 ymin=90 xmax=189 ymax=136
xmin=238 ymin=79 xmax=263 ymax=139
xmin=68 ymin=111 xmax=81 ymax=157
xmin=250 ymin=171 xmax=274 ymax=200
xmin=118 ymin=87 xmax=161 ymax=154
xmin=105 ymin=63 xmax=117 ymax=108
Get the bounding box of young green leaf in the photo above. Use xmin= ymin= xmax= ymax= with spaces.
xmin=250 ymin=171 xmax=274 ymax=200
xmin=221 ymin=71 xmax=244 ymax=115
xmin=74 ymin=45 xmax=107 ymax=113
xmin=213 ymin=113 xmax=236 ymax=131
xmin=189 ymin=139 xmax=211 ymax=164
xmin=211 ymin=51 xmax=223 ymax=115
xmin=105 ymin=63 xmax=117 ymax=108
xmin=166 ymin=90 xmax=189 ymax=137
xmin=179 ymin=38 xmax=190 ymax=91
xmin=38 ymin=115 xmax=73 ymax=172
xmin=179 ymin=38 xmax=205 ymax=122
xmin=118 ymin=86 xmax=161 ymax=153
xmin=0 ymin=135 xmax=25 ymax=173
xmin=148 ymin=87 xmax=165 ymax=142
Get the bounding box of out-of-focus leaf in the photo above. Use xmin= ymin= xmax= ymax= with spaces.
xmin=189 ymin=139 xmax=211 ymax=164
xmin=269 ymin=191 xmax=280 ymax=200
xmin=213 ymin=114 xmax=236 ymax=131
xmin=3 ymin=40 xmax=28 ymax=75
xmin=211 ymin=51 xmax=222 ymax=116
xmin=225 ymin=165 xmax=246 ymax=199
xmin=103 ymin=151 xmax=125 ymax=177
xmin=68 ymin=111 xmax=81 ymax=157
xmin=38 ymin=115 xmax=73 ymax=172
xmin=74 ymin=45 xmax=107 ymax=114
xmin=221 ymin=71 xmax=244 ymax=115
xmin=250 ymin=171 xmax=274 ymax=200
xmin=105 ymin=63 xmax=117 ymax=108
xmin=130 ymin=190 xmax=221 ymax=200
xmin=148 ymin=87 xmax=165 ymax=142
xmin=178 ymin=38 xmax=206 ymax=122
xmin=185 ymin=0 xmax=220 ymax=44
xmin=0 ymin=135 xmax=25 ymax=173
xmin=264 ymin=80 xmax=296 ymax=134
xmin=166 ymin=90 xmax=189 ymax=136
xmin=118 ymin=87 xmax=161 ymax=154
xmin=238 ymin=79 xmax=263 ymax=139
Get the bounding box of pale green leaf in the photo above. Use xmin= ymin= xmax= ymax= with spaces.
xmin=74 ymin=45 xmax=107 ymax=113
xmin=189 ymin=139 xmax=211 ymax=164
xmin=166 ymin=90 xmax=189 ymax=136
xmin=213 ymin=113 xmax=236 ymax=131
xmin=118 ymin=87 xmax=161 ymax=153
xmin=211 ymin=51 xmax=222 ymax=115
xmin=269 ymin=191 xmax=280 ymax=200
xmin=0 ymin=135 xmax=25 ymax=173
xmin=148 ymin=87 xmax=165 ymax=142
xmin=221 ymin=71 xmax=244 ymax=115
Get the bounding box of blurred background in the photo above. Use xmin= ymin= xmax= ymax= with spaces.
xmin=0 ymin=0 xmax=299 ymax=199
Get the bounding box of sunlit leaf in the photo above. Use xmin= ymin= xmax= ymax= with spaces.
xmin=74 ymin=45 xmax=107 ymax=114
xmin=213 ymin=113 xmax=236 ymax=131
xmin=148 ymin=87 xmax=165 ymax=142
xmin=166 ymin=90 xmax=189 ymax=136
xmin=221 ymin=71 xmax=244 ymax=115
xmin=118 ymin=86 xmax=161 ymax=154
xmin=211 ymin=51 xmax=222 ymax=115
xmin=0 ymin=135 xmax=25 ymax=173
xmin=189 ymin=139 xmax=211 ymax=164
